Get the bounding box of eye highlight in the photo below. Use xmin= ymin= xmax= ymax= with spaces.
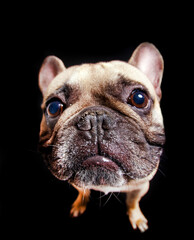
xmin=47 ymin=100 xmax=64 ymax=117
xmin=128 ymin=90 xmax=149 ymax=108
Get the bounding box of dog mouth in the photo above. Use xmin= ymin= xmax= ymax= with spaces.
xmin=82 ymin=155 xmax=120 ymax=171
xmin=69 ymin=154 xmax=125 ymax=188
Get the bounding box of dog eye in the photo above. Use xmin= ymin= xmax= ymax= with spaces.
xmin=47 ymin=100 xmax=64 ymax=117
xmin=128 ymin=90 xmax=148 ymax=108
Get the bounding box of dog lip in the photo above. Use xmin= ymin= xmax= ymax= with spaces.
xmin=82 ymin=155 xmax=120 ymax=171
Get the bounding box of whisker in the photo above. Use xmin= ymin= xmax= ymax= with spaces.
xmin=123 ymin=158 xmax=166 ymax=179
xmin=98 ymin=192 xmax=108 ymax=199
xmin=47 ymin=144 xmax=58 ymax=147
xmin=112 ymin=192 xmax=123 ymax=205
xmin=157 ymin=167 xmax=166 ymax=177
xmin=142 ymin=157 xmax=167 ymax=178
xmin=103 ymin=192 xmax=113 ymax=207
xmin=98 ymin=192 xmax=110 ymax=207
xmin=145 ymin=159 xmax=166 ymax=177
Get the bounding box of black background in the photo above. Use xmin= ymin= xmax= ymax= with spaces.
xmin=0 ymin=9 xmax=191 ymax=240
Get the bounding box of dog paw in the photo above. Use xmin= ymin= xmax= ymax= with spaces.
xmin=127 ymin=208 xmax=148 ymax=232
xmin=135 ymin=218 xmax=148 ymax=232
xmin=70 ymin=205 xmax=86 ymax=218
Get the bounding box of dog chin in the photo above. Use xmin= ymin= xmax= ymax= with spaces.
xmin=69 ymin=155 xmax=126 ymax=189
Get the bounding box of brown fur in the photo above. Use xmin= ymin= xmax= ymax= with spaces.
xmin=38 ymin=43 xmax=165 ymax=232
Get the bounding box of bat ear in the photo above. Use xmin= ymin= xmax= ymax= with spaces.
xmin=128 ymin=42 xmax=164 ymax=100
xmin=39 ymin=56 xmax=66 ymax=96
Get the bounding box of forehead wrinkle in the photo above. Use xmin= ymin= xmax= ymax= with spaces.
xmin=65 ymin=64 xmax=109 ymax=98
xmin=116 ymin=73 xmax=156 ymax=100
xmin=116 ymin=74 xmax=153 ymax=94
xmin=43 ymin=60 xmax=158 ymax=105
xmin=109 ymin=61 xmax=157 ymax=98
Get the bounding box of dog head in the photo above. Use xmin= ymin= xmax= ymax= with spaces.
xmin=38 ymin=43 xmax=165 ymax=191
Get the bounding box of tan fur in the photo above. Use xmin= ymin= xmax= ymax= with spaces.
xmin=38 ymin=43 xmax=165 ymax=232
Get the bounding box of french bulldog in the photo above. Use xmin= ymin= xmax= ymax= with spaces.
xmin=38 ymin=42 xmax=165 ymax=232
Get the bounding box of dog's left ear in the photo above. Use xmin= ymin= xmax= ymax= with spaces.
xmin=39 ymin=56 xmax=66 ymax=96
xmin=129 ymin=42 xmax=164 ymax=100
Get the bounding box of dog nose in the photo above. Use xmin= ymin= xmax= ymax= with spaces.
xmin=76 ymin=113 xmax=114 ymax=131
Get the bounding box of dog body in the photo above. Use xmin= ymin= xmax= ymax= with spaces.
xmin=38 ymin=43 xmax=165 ymax=232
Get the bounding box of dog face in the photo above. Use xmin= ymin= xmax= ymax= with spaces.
xmin=38 ymin=43 xmax=165 ymax=191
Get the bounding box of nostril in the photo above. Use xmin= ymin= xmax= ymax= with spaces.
xmin=100 ymin=115 xmax=114 ymax=130
xmin=76 ymin=112 xmax=115 ymax=131
xmin=102 ymin=118 xmax=110 ymax=130
xmin=77 ymin=116 xmax=92 ymax=131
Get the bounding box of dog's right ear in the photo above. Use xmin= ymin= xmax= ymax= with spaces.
xmin=39 ymin=56 xmax=66 ymax=96
xmin=128 ymin=43 xmax=164 ymax=101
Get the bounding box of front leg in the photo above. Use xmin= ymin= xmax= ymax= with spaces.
xmin=126 ymin=181 xmax=149 ymax=232
xmin=70 ymin=185 xmax=90 ymax=217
